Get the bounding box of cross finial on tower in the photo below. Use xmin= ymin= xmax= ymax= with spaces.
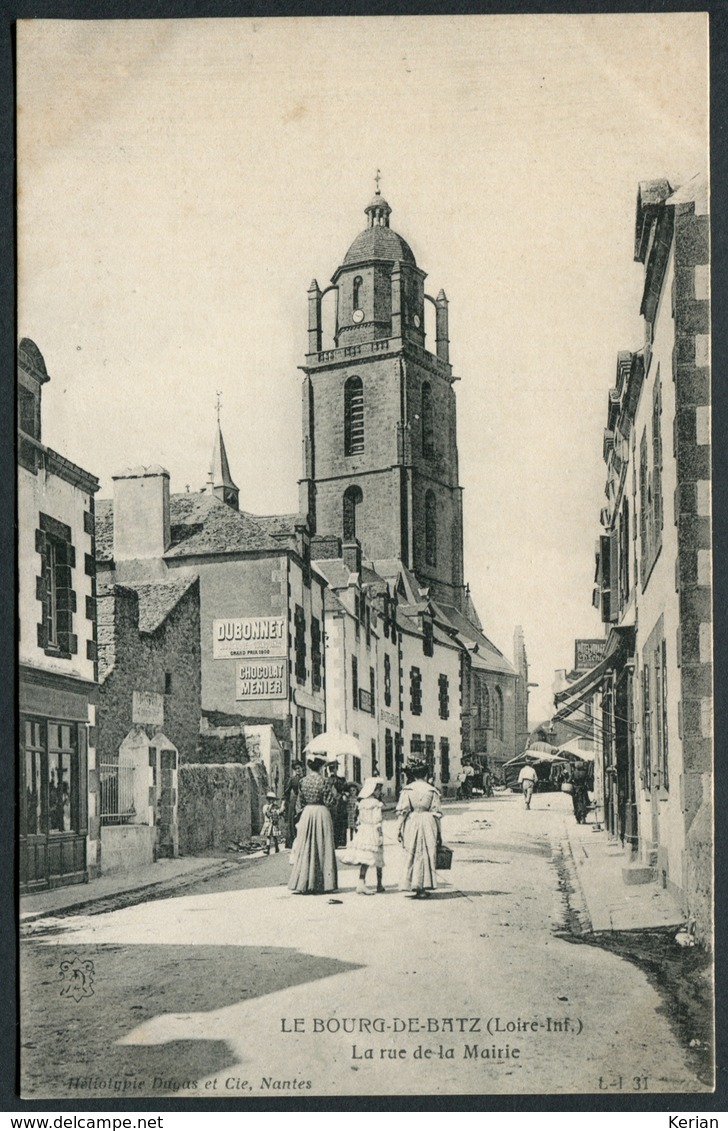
xmin=374 ymin=168 xmax=381 ymax=194
xmin=215 ymin=390 xmax=222 ymax=423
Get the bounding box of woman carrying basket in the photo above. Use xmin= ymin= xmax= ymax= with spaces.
xmin=396 ymin=758 xmax=443 ymax=898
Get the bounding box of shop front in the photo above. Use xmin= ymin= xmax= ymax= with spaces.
xmin=19 ymin=668 xmax=93 ymax=892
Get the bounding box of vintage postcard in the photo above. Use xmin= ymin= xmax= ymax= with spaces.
xmin=16 ymin=14 xmax=713 ymax=1100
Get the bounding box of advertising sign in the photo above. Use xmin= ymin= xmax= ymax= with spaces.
xmin=213 ymin=616 xmax=287 ymax=660
xmin=574 ymin=638 xmax=607 ymax=670
xmin=235 ymin=658 xmax=288 ymax=701
xmin=132 ymin=690 xmax=164 ymax=727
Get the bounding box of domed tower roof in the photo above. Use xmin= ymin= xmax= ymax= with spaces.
xmin=342 ymin=189 xmax=416 ymax=268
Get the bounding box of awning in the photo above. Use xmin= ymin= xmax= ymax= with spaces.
xmin=552 ymin=626 xmax=635 ymax=722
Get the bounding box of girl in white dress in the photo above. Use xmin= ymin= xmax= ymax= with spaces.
xmin=348 ymin=777 xmax=385 ymax=895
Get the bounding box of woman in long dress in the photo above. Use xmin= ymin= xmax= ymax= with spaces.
xmin=396 ymin=758 xmax=442 ymax=898
xmin=288 ymin=755 xmax=338 ymax=894
xmin=348 ymin=777 xmax=385 ymax=894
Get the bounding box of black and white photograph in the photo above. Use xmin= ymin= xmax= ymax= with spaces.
xmin=16 ymin=13 xmax=713 ymax=1100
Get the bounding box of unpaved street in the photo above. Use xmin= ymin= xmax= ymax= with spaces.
xmin=20 ymin=792 xmax=707 ymax=1099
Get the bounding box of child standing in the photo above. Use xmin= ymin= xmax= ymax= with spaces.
xmin=346 ymin=784 xmax=359 ymax=843
xmin=349 ymin=777 xmax=385 ymax=894
xmin=261 ymin=791 xmax=281 ymax=854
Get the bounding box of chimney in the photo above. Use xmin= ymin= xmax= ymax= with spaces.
xmin=342 ymin=539 xmax=362 ymax=575
xmin=112 ymin=465 xmax=171 ymax=562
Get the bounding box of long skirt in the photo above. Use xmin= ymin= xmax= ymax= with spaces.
xmin=289 ymin=804 xmax=338 ymax=894
xmin=400 ymin=811 xmax=438 ymax=891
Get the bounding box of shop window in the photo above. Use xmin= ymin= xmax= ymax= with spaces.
xmin=22 ymin=719 xmax=45 ymax=837
xmin=344 ymin=377 xmax=364 ymax=455
xmin=48 ymin=722 xmax=80 ymax=834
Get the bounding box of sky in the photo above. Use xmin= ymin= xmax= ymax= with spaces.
xmin=17 ymin=15 xmax=708 ymax=726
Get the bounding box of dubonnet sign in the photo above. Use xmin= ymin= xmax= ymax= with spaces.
xmin=213 ymin=616 xmax=287 ymax=660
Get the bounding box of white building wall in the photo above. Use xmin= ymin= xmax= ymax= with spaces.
xmin=631 ymin=247 xmax=686 ymax=891
xmin=18 ymin=463 xmax=96 ymax=682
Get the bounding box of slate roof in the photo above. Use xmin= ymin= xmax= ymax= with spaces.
xmin=132 ymin=576 xmax=199 ymax=633
xmin=95 ymin=492 xmax=290 ymax=563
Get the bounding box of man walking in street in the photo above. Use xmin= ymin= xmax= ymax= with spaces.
xmin=518 ymin=763 xmax=538 ymax=809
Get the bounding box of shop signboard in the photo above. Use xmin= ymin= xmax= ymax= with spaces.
xmin=574 ymin=638 xmax=607 ymax=671
xmin=236 ymin=658 xmax=288 ymax=701
xmin=132 ymin=690 xmax=164 ymax=727
xmin=213 ymin=616 xmax=287 ymax=660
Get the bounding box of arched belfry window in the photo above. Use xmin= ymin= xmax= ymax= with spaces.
xmin=353 ymin=276 xmax=363 ymax=311
xmin=422 ymin=383 xmax=434 ymax=460
xmin=425 ymin=490 xmax=437 ymax=566
xmin=344 ymin=376 xmax=364 ymax=455
xmin=343 ymin=485 xmax=363 ymax=541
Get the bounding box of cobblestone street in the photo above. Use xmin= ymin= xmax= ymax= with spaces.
xmin=20 ymin=793 xmax=709 ymax=1100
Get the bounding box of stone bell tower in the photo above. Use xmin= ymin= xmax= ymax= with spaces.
xmin=299 ymin=184 xmax=465 ymax=610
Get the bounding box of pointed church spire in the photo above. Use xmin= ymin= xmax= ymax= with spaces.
xmin=210 ymin=393 xmax=239 ymax=509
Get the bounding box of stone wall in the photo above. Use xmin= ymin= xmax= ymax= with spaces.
xmin=96 ymin=580 xmax=201 ymax=766
xmin=178 ymin=761 xmax=269 ymax=855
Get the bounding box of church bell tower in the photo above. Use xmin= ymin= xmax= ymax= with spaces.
xmin=299 ymin=185 xmax=465 ymax=610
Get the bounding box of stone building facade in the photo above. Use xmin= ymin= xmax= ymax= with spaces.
xmin=554 ymin=174 xmax=712 ymax=943
xmin=96 ymin=575 xmax=202 ymax=767
xmin=95 ymin=432 xmax=326 ymax=780
xmin=18 ymin=339 xmax=101 ymax=890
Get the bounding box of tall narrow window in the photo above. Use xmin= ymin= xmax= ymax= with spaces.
xmin=343 ymin=485 xmax=363 ymax=541
xmin=311 ymin=616 xmax=322 ymax=692
xmin=353 ymin=276 xmax=363 ymax=311
xmin=494 ymin=687 xmax=504 ymax=740
xmin=438 ymin=674 xmax=449 ymax=720
xmin=385 ymin=730 xmax=394 ymax=780
xmin=384 ymin=653 xmax=392 ymax=707
xmin=440 ymin=738 xmax=450 ymax=784
xmin=352 ymin=655 xmax=359 ymax=711
xmin=660 ymin=639 xmax=669 ymax=791
xmin=410 ymin=666 xmax=422 ymax=715
xmin=344 ymin=376 xmax=364 ymax=455
xmin=294 ymin=605 xmax=306 ymax=684
xmin=421 ymin=383 xmax=434 ymax=459
xmin=642 ymin=663 xmax=652 ymax=791
xmin=425 ymin=491 xmax=437 ymax=566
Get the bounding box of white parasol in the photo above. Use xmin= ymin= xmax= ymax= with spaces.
xmin=303 ymin=731 xmax=362 ymax=760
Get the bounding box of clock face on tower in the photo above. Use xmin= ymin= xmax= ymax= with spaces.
xmin=352 ymin=309 xmax=364 ymax=323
